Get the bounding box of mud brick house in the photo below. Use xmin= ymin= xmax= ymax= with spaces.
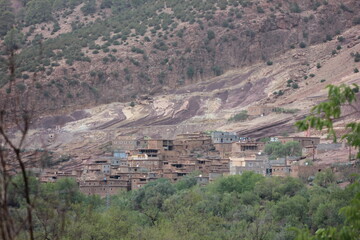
xmin=247 ymin=105 xmax=275 ymax=116
xmin=229 ymin=154 xmax=269 ymax=175
xmin=112 ymin=136 xmax=139 ymax=150
xmin=213 ymin=142 xmax=233 ymax=158
xmin=231 ymin=141 xmax=265 ymax=156
xmin=79 ymin=178 xmax=129 ymax=197
xmin=128 ymin=149 xmax=162 ymax=172
xmin=290 ymin=163 xmax=333 ymax=180
xmin=211 ymin=131 xmax=239 ymax=143
xmin=279 ymin=137 xmax=320 ymax=148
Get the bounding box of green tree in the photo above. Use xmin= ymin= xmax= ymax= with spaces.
xmin=25 ymin=0 xmax=53 ymax=25
xmin=0 ymin=0 xmax=15 ymax=36
xmin=131 ymin=179 xmax=175 ymax=225
xmin=264 ymin=141 xmax=301 ymax=159
xmin=295 ymin=84 xmax=360 ymax=158
xmin=314 ymin=169 xmax=336 ymax=187
xmin=81 ymin=0 xmax=97 ymax=15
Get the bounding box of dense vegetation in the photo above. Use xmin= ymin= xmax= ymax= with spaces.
xmin=7 ymin=171 xmax=360 ymax=240
xmin=264 ymin=141 xmax=302 ymax=159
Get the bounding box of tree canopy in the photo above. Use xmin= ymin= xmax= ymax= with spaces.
xmin=264 ymin=141 xmax=302 ymax=159
xmin=295 ymin=84 xmax=360 ymax=158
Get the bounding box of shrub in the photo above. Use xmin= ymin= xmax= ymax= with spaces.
xmin=320 ymin=79 xmax=326 ymax=83
xmin=353 ymin=17 xmax=360 ymax=25
xmin=207 ymin=30 xmax=215 ymax=40
xmin=212 ymin=66 xmax=223 ymax=76
xmin=228 ymin=110 xmax=248 ymax=122
xmin=299 ymin=42 xmax=306 ymax=48
xmin=336 ymin=45 xmax=342 ymax=50
xmin=290 ymin=3 xmax=302 ymax=13
xmin=354 ymin=68 xmax=359 ymax=73
xmin=352 ymin=52 xmax=360 ymax=62
xmin=257 ymin=6 xmax=264 ymax=13
xmin=81 ymin=0 xmax=97 ymax=15
xmin=316 ymin=63 xmax=321 ymax=69
xmin=186 ymin=66 xmax=195 ymax=78
xmin=304 ymin=75 xmax=308 ymax=79
xmin=16 ymin=83 xmax=26 ymax=92
xmin=131 ymin=46 xmax=145 ymax=54
xmin=292 ymin=83 xmax=299 ymax=89
xmin=267 ymin=60 xmax=273 ymax=66
xmin=337 ymin=36 xmax=345 ymax=42
xmin=332 ymin=50 xmax=337 ymax=55
xmin=130 ymin=101 xmax=135 ymax=107
xmin=310 ymin=73 xmax=315 ymax=77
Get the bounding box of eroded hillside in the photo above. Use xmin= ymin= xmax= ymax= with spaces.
xmin=16 ymin=23 xmax=360 ymax=170
xmin=1 ymin=0 xmax=360 ymax=114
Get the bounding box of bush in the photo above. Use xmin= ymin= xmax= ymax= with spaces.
xmin=336 ymin=45 xmax=342 ymax=50
xmin=337 ymin=36 xmax=345 ymax=42
xmin=16 ymin=83 xmax=26 ymax=92
xmin=130 ymin=101 xmax=135 ymax=107
xmin=290 ymin=3 xmax=302 ymax=13
xmin=257 ymin=6 xmax=264 ymax=13
xmin=207 ymin=30 xmax=215 ymax=40
xmin=325 ymin=35 xmax=332 ymax=41
xmin=320 ymin=79 xmax=326 ymax=83
xmin=212 ymin=66 xmax=223 ymax=76
xmin=310 ymin=73 xmax=315 ymax=77
xmin=316 ymin=63 xmax=321 ymax=69
xmin=354 ymin=68 xmax=359 ymax=73
xmin=186 ymin=66 xmax=195 ymax=78
xmin=81 ymin=0 xmax=96 ymax=15
xmin=353 ymin=17 xmax=360 ymax=25
xmin=267 ymin=60 xmax=273 ymax=66
xmin=299 ymin=42 xmax=307 ymax=48
xmin=352 ymin=52 xmax=360 ymax=62
xmin=228 ymin=111 xmax=248 ymax=122
xmin=131 ymin=46 xmax=145 ymax=54
xmin=292 ymin=83 xmax=299 ymax=89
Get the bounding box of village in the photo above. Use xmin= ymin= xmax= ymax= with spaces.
xmin=34 ymin=105 xmax=359 ymax=197
xmin=37 ymin=125 xmax=357 ymax=197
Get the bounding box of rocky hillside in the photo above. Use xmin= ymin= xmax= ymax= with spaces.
xmin=1 ymin=0 xmax=360 ymax=114
xmin=16 ymin=21 xmax=359 ymax=168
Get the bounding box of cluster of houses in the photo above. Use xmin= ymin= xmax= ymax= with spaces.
xmin=38 ymin=130 xmax=353 ymax=197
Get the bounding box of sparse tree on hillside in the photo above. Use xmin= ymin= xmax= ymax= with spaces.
xmin=0 ymin=0 xmax=15 ymax=37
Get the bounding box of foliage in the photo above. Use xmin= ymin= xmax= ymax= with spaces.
xmin=6 ymin=173 xmax=359 ymax=240
xmin=25 ymin=0 xmax=53 ymax=25
xmin=0 ymin=0 xmax=15 ymax=36
xmin=228 ymin=110 xmax=248 ymax=122
xmin=264 ymin=141 xmax=302 ymax=159
xmin=273 ymin=107 xmax=300 ymax=114
xmin=295 ymin=84 xmax=360 ymax=158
